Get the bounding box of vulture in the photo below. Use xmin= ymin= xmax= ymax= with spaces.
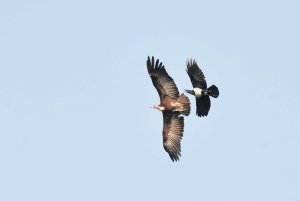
xmin=185 ymin=59 xmax=219 ymax=117
xmin=147 ymin=56 xmax=190 ymax=161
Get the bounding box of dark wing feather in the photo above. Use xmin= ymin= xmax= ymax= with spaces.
xmin=186 ymin=59 xmax=207 ymax=89
xmin=162 ymin=111 xmax=184 ymax=162
xmin=147 ymin=56 xmax=179 ymax=100
xmin=196 ymin=96 xmax=211 ymax=117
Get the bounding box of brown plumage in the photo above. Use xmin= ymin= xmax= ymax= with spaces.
xmin=163 ymin=111 xmax=184 ymax=161
xmin=147 ymin=56 xmax=190 ymax=161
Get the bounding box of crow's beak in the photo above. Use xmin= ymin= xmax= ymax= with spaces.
xmin=185 ymin=89 xmax=194 ymax=95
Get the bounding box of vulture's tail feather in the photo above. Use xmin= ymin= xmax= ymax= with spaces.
xmin=177 ymin=93 xmax=191 ymax=116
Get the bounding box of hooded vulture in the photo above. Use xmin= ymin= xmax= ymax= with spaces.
xmin=147 ymin=56 xmax=190 ymax=161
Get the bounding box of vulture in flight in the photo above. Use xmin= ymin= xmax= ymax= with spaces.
xmin=147 ymin=56 xmax=190 ymax=161
xmin=185 ymin=59 xmax=219 ymax=117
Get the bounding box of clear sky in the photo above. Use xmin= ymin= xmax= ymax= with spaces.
xmin=0 ymin=0 xmax=299 ymax=200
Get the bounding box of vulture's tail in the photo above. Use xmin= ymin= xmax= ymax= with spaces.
xmin=177 ymin=93 xmax=191 ymax=116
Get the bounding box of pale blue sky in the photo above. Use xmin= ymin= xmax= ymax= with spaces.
xmin=0 ymin=0 xmax=299 ymax=200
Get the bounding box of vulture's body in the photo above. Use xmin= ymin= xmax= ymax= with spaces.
xmin=185 ymin=59 xmax=219 ymax=117
xmin=147 ymin=56 xmax=190 ymax=161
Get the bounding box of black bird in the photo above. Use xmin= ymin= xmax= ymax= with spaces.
xmin=147 ymin=56 xmax=190 ymax=161
xmin=185 ymin=59 xmax=219 ymax=117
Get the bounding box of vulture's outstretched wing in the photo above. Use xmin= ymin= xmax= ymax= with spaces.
xmin=196 ymin=95 xmax=211 ymax=117
xmin=186 ymin=59 xmax=207 ymax=89
xmin=162 ymin=111 xmax=184 ymax=162
xmin=147 ymin=56 xmax=179 ymax=100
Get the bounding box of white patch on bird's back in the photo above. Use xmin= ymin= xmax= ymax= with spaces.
xmin=194 ymin=88 xmax=202 ymax=97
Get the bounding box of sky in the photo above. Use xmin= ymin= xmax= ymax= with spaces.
xmin=0 ymin=0 xmax=299 ymax=200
